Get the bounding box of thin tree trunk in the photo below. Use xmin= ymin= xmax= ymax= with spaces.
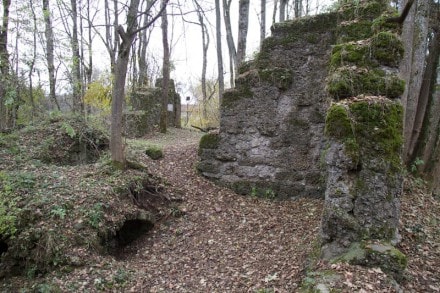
xmin=260 ymin=0 xmax=266 ymax=50
xmin=215 ymin=0 xmax=224 ymax=102
xmin=0 ymin=0 xmax=11 ymax=130
xmin=160 ymin=0 xmax=170 ymax=133
xmin=42 ymin=0 xmax=60 ymax=111
xmin=71 ymin=0 xmax=83 ymax=113
xmin=280 ymin=0 xmax=287 ymax=21
xmin=29 ymin=0 xmax=38 ymax=119
xmin=194 ymin=0 xmax=209 ymax=119
xmin=222 ymin=0 xmax=236 ymax=87
xmin=111 ymin=0 xmax=140 ymax=167
xmin=236 ymin=0 xmax=250 ymax=72
xmin=86 ymin=0 xmax=93 ymax=84
xmin=272 ymin=0 xmax=278 ymax=25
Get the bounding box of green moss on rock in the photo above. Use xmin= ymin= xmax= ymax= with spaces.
xmin=371 ymin=12 xmax=400 ymax=33
xmin=371 ymin=32 xmax=404 ymax=66
xmin=337 ymin=20 xmax=374 ymax=43
xmin=349 ymin=100 xmax=403 ymax=171
xmin=330 ymin=42 xmax=370 ymax=68
xmin=327 ymin=67 xmax=405 ymax=99
xmin=325 ymin=104 xmax=353 ymax=139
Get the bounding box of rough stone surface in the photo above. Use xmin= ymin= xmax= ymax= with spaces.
xmin=320 ymin=0 xmax=406 ymax=277
xmin=124 ymin=79 xmax=181 ymax=138
xmin=198 ymin=13 xmax=339 ymax=198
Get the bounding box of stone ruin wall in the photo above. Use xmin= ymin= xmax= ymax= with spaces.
xmin=198 ymin=13 xmax=339 ymax=199
xmin=124 ymin=79 xmax=181 ymax=138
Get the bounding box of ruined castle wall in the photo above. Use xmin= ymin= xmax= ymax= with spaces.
xmin=198 ymin=14 xmax=338 ymax=198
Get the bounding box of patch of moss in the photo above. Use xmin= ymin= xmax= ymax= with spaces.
xmin=145 ymin=145 xmax=163 ymax=160
xmin=221 ymin=87 xmax=253 ymax=109
xmin=339 ymin=0 xmax=386 ymax=21
xmin=371 ymin=32 xmax=404 ymax=66
xmin=199 ymin=133 xmax=220 ymax=151
xmin=371 ymin=12 xmax=400 ymax=33
xmin=259 ymin=67 xmax=293 ymax=90
xmin=330 ymin=42 xmax=370 ymax=68
xmin=325 ymin=104 xmax=353 ymax=139
xmin=337 ymin=20 xmax=374 ymax=43
xmin=327 ymin=67 xmax=405 ymax=99
xmin=349 ymin=100 xmax=404 ymax=172
xmin=364 ymin=242 xmax=407 ymax=280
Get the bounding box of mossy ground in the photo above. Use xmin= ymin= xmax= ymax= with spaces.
xmin=0 ymin=119 xmax=173 ymax=290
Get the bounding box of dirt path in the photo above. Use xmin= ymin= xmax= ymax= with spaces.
xmin=122 ymin=129 xmax=323 ymax=292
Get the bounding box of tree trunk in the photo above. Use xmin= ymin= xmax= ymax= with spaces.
xmin=236 ymin=0 xmax=250 ymax=72
xmin=42 ymin=0 xmax=61 ymax=111
xmin=110 ymin=0 xmax=140 ymax=168
xmin=70 ymin=0 xmax=83 ymax=113
xmin=280 ymin=0 xmax=287 ymax=22
xmin=194 ymin=0 xmax=209 ymax=119
xmin=222 ymin=0 xmax=236 ymax=87
xmin=400 ymin=0 xmax=430 ymax=163
xmin=215 ymin=0 xmax=224 ymax=102
xmin=29 ymin=0 xmax=38 ymax=119
xmin=110 ymin=0 xmax=167 ymax=167
xmin=160 ymin=0 xmax=170 ymax=134
xmin=260 ymin=0 xmax=266 ymax=50
xmin=0 ymin=0 xmax=11 ymax=130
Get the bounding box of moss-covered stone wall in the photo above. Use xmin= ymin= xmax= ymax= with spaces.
xmin=320 ymin=0 xmax=407 ymax=277
xmin=124 ymin=79 xmax=181 ymax=138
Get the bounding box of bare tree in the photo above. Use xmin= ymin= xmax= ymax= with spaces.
xmin=279 ymin=0 xmax=287 ymax=21
xmin=160 ymin=0 xmax=170 ymax=133
xmin=222 ymin=0 xmax=236 ymax=87
xmin=42 ymin=0 xmax=60 ymax=110
xmin=0 ymin=0 xmax=11 ymax=130
xmin=110 ymin=0 xmax=167 ymax=167
xmin=260 ymin=0 xmax=266 ymax=49
xmin=236 ymin=0 xmax=249 ymax=71
xmin=70 ymin=0 xmax=83 ymax=113
xmin=28 ymin=0 xmax=38 ymax=119
xmin=215 ymin=0 xmax=224 ymax=101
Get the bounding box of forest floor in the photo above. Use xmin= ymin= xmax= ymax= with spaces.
xmin=1 ymin=126 xmax=440 ymax=292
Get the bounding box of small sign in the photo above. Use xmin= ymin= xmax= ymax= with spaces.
xmin=167 ymin=104 xmax=173 ymax=112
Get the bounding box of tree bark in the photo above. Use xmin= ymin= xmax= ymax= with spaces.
xmin=280 ymin=0 xmax=287 ymax=22
xmin=215 ymin=0 xmax=224 ymax=102
xmin=70 ymin=0 xmax=83 ymax=113
xmin=29 ymin=0 xmax=38 ymax=119
xmin=42 ymin=0 xmax=60 ymax=111
xmin=222 ymin=0 xmax=236 ymax=87
xmin=160 ymin=0 xmax=170 ymax=133
xmin=0 ymin=0 xmax=11 ymax=130
xmin=236 ymin=0 xmax=250 ymax=72
xmin=400 ymin=0 xmax=430 ymax=163
xmin=260 ymin=0 xmax=266 ymax=50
